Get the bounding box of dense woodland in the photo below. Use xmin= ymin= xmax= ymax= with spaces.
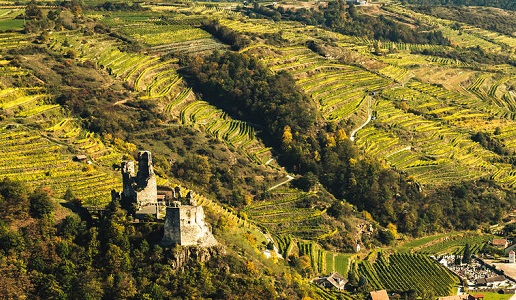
xmin=0 ymin=179 xmax=315 ymax=299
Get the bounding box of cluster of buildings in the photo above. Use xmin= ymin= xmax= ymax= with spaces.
xmin=435 ymin=238 xmax=516 ymax=292
xmin=438 ymin=255 xmax=508 ymax=287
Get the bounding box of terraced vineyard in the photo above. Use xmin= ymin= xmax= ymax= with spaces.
xmin=246 ymin=45 xmax=389 ymax=122
xmin=176 ymin=99 xmax=274 ymax=164
xmin=243 ymin=189 xmax=332 ymax=240
xmin=354 ymin=96 xmax=498 ymax=184
xmin=0 ymin=82 xmax=122 ymax=206
xmin=48 ymin=31 xmax=275 ymax=166
xmin=416 ymin=233 xmax=494 ymax=255
xmin=115 ymin=23 xmax=227 ymax=54
xmin=273 ymin=234 xmax=354 ymax=277
xmin=382 ymin=5 xmax=510 ymax=52
xmin=358 ymin=252 xmax=460 ymax=296
xmin=229 ymin=8 xmax=516 ymax=188
xmin=0 ymin=125 xmax=121 ymax=206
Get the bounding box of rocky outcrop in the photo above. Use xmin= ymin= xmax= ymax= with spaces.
xmin=169 ymin=244 xmax=225 ymax=270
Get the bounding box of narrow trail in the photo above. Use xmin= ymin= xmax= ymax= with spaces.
xmin=350 ymin=97 xmax=374 ymax=142
xmin=386 ymin=146 xmax=411 ymax=157
xmin=267 ymin=175 xmax=295 ymax=191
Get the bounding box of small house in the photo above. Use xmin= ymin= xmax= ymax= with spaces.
xmin=492 ymin=239 xmax=508 ymax=248
xmin=486 ymin=275 xmax=507 ymax=287
xmin=438 ymin=295 xmax=473 ymax=300
xmin=314 ymin=272 xmax=348 ymax=291
xmin=509 ymin=250 xmax=515 ymax=263
xmin=439 ymin=257 xmax=448 ymax=268
xmin=73 ymin=154 xmax=87 ymax=162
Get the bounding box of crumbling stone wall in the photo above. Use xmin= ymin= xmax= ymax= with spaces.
xmin=121 ymin=151 xmax=157 ymax=210
xmin=162 ymin=201 xmax=218 ymax=247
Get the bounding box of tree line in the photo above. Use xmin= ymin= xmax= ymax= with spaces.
xmin=179 ymin=50 xmax=515 ymax=238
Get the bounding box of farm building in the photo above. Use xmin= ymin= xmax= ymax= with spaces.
xmin=313 ymin=272 xmax=348 ymax=291
xmin=492 ymin=238 xmax=508 ymax=248
xmin=73 ymin=154 xmax=87 ymax=162
xmin=345 ymin=0 xmax=367 ymax=5
xmin=486 ymin=275 xmax=509 ymax=287
xmin=439 ymin=257 xmax=448 ymax=267
xmin=510 ymin=250 xmax=515 ymax=263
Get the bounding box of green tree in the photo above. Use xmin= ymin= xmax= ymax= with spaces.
xmin=462 ymin=243 xmax=472 ymax=264
xmin=29 ymin=189 xmax=54 ymax=218
xmin=174 ymin=154 xmax=212 ymax=186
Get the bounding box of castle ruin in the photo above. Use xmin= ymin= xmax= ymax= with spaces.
xmin=161 ymin=192 xmax=218 ymax=247
xmin=121 ymin=151 xmax=158 ymax=215
xmin=119 ymin=151 xmax=217 ymax=247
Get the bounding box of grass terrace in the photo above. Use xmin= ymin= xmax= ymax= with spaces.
xmin=117 ymin=24 xmax=211 ymax=46
xmin=251 ymin=45 xmax=390 ymax=122
xmin=416 ymin=233 xmax=494 ymax=255
xmin=177 ymin=98 xmax=273 ymax=165
xmin=0 ymin=124 xmax=120 ymax=206
xmin=243 ymin=189 xmax=333 ymax=240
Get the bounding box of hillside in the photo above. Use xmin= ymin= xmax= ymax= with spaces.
xmin=1 ymin=0 xmax=516 ymax=299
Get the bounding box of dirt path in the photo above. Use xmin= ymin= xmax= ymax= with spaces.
xmin=350 ymin=96 xmax=374 ymax=142
xmin=267 ymin=175 xmax=295 ymax=191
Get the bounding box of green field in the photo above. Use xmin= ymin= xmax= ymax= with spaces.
xmin=0 ymin=19 xmax=23 ymax=30
xmin=477 ymin=292 xmax=513 ymax=300
xmin=396 ymin=233 xmax=455 ymax=253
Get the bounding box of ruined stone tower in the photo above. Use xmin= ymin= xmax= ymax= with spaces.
xmin=121 ymin=151 xmax=158 ymax=212
xmin=120 ymin=150 xmax=216 ymax=247
xmin=161 ymin=193 xmax=218 ymax=247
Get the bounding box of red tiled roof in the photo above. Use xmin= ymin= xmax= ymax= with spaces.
xmin=493 ymin=239 xmax=508 ymax=246
xmin=370 ymin=290 xmax=389 ymax=300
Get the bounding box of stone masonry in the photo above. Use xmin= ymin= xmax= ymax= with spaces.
xmin=121 ymin=151 xmax=158 ymax=212
xmin=161 ymin=193 xmax=218 ymax=247
xmin=120 ymin=150 xmax=217 ymax=247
